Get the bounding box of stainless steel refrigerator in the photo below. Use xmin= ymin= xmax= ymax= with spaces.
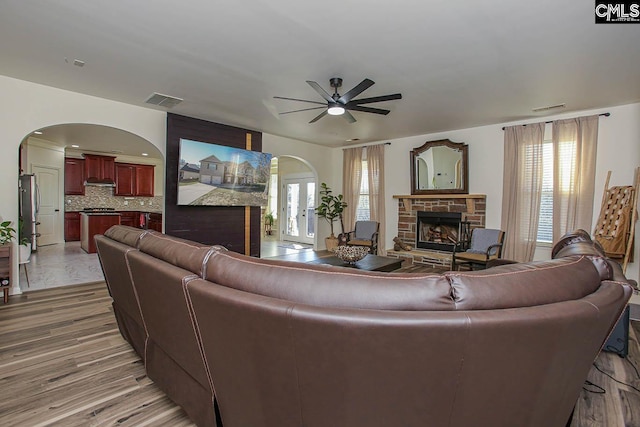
xmin=19 ymin=174 xmax=39 ymax=251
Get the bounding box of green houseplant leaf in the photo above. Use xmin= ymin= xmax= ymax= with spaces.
xmin=314 ymin=183 xmax=347 ymax=237
xmin=0 ymin=220 xmax=16 ymax=246
xmin=18 ymin=217 xmax=30 ymax=246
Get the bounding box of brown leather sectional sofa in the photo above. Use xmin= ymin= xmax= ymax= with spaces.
xmin=96 ymin=225 xmax=632 ymax=427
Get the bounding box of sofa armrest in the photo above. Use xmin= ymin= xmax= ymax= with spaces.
xmin=486 ymin=242 xmax=503 ymax=257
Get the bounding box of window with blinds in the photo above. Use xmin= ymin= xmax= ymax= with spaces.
xmin=537 ymin=142 xmax=554 ymax=243
xmin=536 ymin=139 xmax=578 ymax=243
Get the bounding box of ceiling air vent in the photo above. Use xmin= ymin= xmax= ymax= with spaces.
xmin=532 ymin=103 xmax=566 ymax=112
xmin=145 ymin=92 xmax=183 ymax=109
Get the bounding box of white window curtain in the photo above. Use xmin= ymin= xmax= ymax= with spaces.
xmin=551 ymin=115 xmax=599 ymax=242
xmin=366 ymin=144 xmax=386 ymax=255
xmin=342 ymin=146 xmax=363 ymax=235
xmin=501 ymin=115 xmax=600 ymax=262
xmin=501 ymin=123 xmax=546 ymax=262
xmin=342 ymin=144 xmax=386 ymax=254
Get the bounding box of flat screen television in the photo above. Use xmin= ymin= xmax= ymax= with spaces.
xmin=177 ymin=138 xmax=272 ymax=206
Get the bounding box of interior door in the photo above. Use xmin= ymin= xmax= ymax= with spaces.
xmin=282 ymin=176 xmax=315 ymax=244
xmin=32 ymin=165 xmax=62 ymax=246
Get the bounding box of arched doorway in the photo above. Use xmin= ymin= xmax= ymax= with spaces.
xmin=261 ymin=155 xmax=318 ymax=256
xmin=17 ymin=123 xmax=164 ymax=290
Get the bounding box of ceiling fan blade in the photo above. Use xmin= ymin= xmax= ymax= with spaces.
xmin=309 ymin=110 xmax=328 ymax=123
xmin=347 ymin=105 xmax=390 ymax=115
xmin=343 ymin=110 xmax=357 ymax=123
xmin=273 ymin=96 xmax=326 ymax=105
xmin=279 ymin=106 xmax=326 ymax=115
xmin=348 ymin=93 xmax=402 ymax=105
xmin=306 ymin=81 xmax=334 ymax=103
xmin=338 ymin=78 xmax=374 ymax=104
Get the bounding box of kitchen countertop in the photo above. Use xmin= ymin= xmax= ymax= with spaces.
xmin=68 ymin=210 xmax=162 ymax=214
xmin=79 ymin=212 xmax=122 ymax=216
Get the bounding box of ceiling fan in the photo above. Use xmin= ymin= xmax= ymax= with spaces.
xmin=274 ymin=77 xmax=402 ymax=123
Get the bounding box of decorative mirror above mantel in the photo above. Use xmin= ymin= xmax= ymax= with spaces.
xmin=410 ymin=139 xmax=468 ymax=195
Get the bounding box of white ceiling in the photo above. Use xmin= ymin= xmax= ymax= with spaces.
xmin=2 ymin=0 xmax=639 ymax=150
xmin=31 ymin=124 xmax=163 ymax=160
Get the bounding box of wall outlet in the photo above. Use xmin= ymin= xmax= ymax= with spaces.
xmin=140 ymin=201 xmax=145 ymax=206
xmin=124 ymin=201 xmax=128 ymax=206
xmin=149 ymin=200 xmax=152 ymax=206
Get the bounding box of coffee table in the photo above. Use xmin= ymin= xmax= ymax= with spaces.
xmin=309 ymin=254 xmax=403 ymax=272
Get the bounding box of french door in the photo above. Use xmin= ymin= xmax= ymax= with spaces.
xmin=281 ymin=176 xmax=315 ymax=244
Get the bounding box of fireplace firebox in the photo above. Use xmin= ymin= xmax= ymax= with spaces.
xmin=416 ymin=211 xmax=468 ymax=252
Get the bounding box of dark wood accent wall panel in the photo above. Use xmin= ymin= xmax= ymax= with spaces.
xmin=165 ymin=113 xmax=262 ymax=256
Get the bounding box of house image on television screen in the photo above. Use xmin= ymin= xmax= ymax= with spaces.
xmin=177 ymin=139 xmax=272 ymax=207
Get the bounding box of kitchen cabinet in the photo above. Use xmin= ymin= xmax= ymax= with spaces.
xmin=115 ymin=163 xmax=155 ymax=196
xmin=148 ymin=213 xmax=163 ymax=232
xmin=80 ymin=213 xmax=121 ymax=253
xmin=136 ymin=165 xmax=155 ymax=196
xmin=64 ymin=158 xmax=85 ymax=195
xmin=119 ymin=211 xmax=139 ymax=228
xmin=64 ymin=212 xmax=81 ymax=241
xmin=115 ymin=164 xmax=136 ymax=196
xmin=84 ymin=154 xmax=115 ymax=182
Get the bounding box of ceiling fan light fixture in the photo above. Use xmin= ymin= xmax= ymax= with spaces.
xmin=327 ymin=105 xmax=345 ymax=116
xmin=275 ymin=78 xmax=401 ymax=123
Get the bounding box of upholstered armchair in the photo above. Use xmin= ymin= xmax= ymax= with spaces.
xmin=451 ymin=228 xmax=505 ymax=270
xmin=340 ymin=221 xmax=380 ymax=255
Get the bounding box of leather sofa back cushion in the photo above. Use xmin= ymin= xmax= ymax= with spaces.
xmin=94 ymin=235 xmax=143 ymax=325
xmin=205 ymin=251 xmax=455 ymax=311
xmin=104 ymin=225 xmax=149 ymax=248
xmin=447 ymin=257 xmax=602 ymax=310
xmin=137 ymin=232 xmax=218 ymax=276
xmin=126 ymin=250 xmax=211 ymax=391
xmin=553 ymin=243 xmax=612 ymax=281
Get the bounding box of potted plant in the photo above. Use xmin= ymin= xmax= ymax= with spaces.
xmin=0 ymin=220 xmax=16 ymax=246
xmin=264 ymin=211 xmax=274 ymax=236
xmin=315 ymin=183 xmax=347 ymax=252
xmin=18 ymin=217 xmax=32 ymax=262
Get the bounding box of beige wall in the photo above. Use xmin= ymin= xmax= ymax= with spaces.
xmin=0 ymin=75 xmax=167 ymax=293
xmin=3 ymin=74 xmax=637 ymax=287
xmin=370 ymin=102 xmax=640 ymax=283
xmin=262 ymin=134 xmax=337 ymax=247
xmin=0 ymin=76 xmax=337 ymax=291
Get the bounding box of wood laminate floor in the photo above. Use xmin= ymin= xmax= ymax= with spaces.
xmin=1 ymin=277 xmax=639 ymax=426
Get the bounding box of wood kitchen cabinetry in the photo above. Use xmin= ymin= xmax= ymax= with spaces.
xmin=64 ymin=212 xmax=81 ymax=242
xmin=113 ymin=211 xmax=162 ymax=231
xmin=136 ymin=165 xmax=155 ymax=196
xmin=80 ymin=213 xmax=121 ymax=253
xmin=114 ymin=164 xmax=136 ymax=196
xmin=148 ymin=213 xmax=162 ymax=232
xmin=84 ymin=154 xmax=116 ymax=182
xmin=77 ymin=210 xmax=160 ymax=231
xmin=118 ymin=211 xmax=139 ymax=228
xmin=64 ymin=158 xmax=85 ymax=195
xmin=115 ymin=163 xmax=155 ymax=196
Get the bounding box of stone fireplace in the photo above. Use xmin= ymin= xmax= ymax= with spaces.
xmin=388 ymin=194 xmax=486 ymax=267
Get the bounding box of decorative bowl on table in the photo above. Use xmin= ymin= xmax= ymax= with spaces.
xmin=334 ymin=245 xmax=369 ymax=264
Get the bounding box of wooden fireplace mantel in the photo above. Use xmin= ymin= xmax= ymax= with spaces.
xmin=392 ymin=194 xmax=486 ymax=213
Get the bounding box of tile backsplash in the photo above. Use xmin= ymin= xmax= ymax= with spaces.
xmin=65 ymin=186 xmax=163 ymax=212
